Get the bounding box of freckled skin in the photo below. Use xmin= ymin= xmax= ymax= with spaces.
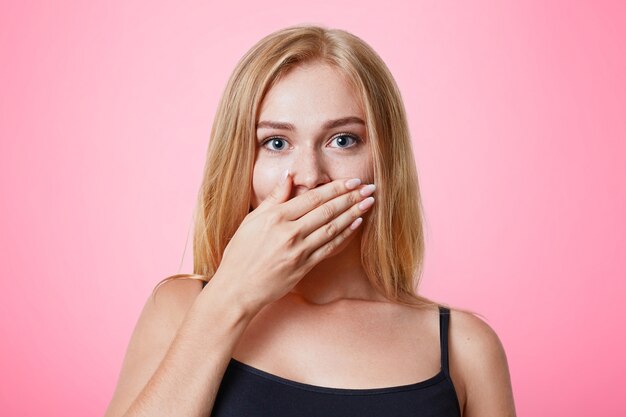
xmin=252 ymin=62 xmax=374 ymax=209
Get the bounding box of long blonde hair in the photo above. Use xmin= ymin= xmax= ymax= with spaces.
xmin=153 ymin=24 xmax=441 ymax=309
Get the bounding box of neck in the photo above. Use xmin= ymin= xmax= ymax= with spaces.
xmin=289 ymin=232 xmax=386 ymax=305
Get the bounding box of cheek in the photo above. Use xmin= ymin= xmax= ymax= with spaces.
xmin=251 ymin=161 xmax=283 ymax=209
xmin=359 ymin=159 xmax=374 ymax=183
xmin=333 ymin=155 xmax=373 ymax=183
xmin=329 ymin=146 xmax=373 ymax=182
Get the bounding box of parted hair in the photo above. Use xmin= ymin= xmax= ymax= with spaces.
xmin=152 ymin=24 xmax=438 ymax=308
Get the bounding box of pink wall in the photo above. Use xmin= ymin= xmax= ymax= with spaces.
xmin=1 ymin=1 xmax=624 ymax=416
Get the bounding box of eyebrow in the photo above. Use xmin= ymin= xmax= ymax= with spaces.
xmin=256 ymin=116 xmax=365 ymax=131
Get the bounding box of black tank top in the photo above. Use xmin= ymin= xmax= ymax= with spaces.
xmin=208 ymin=296 xmax=461 ymax=417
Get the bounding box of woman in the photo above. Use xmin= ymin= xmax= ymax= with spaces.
xmin=104 ymin=25 xmax=516 ymax=417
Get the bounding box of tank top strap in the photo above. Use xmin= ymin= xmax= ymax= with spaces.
xmin=438 ymin=305 xmax=451 ymax=376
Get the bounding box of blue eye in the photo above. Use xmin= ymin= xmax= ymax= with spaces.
xmin=330 ymin=133 xmax=361 ymax=149
xmin=263 ymin=138 xmax=288 ymax=153
xmin=261 ymin=133 xmax=362 ymax=154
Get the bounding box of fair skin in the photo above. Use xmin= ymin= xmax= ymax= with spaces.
xmin=251 ymin=62 xmax=381 ymax=305
xmin=233 ymin=61 xmax=516 ymax=415
xmin=103 ymin=61 xmax=515 ymax=417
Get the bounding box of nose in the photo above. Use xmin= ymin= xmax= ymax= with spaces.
xmin=290 ymin=146 xmax=331 ymax=193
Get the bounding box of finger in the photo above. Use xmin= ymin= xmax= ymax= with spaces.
xmin=295 ymin=183 xmax=375 ymax=237
xmin=257 ymin=169 xmax=292 ymax=210
xmin=302 ymin=192 xmax=375 ymax=250
xmin=305 ymin=206 xmax=368 ymax=266
xmin=280 ymin=177 xmax=363 ymax=220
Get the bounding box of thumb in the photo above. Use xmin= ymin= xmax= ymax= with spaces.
xmin=260 ymin=169 xmax=292 ymax=208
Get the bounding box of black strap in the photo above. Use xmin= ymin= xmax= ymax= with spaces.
xmin=438 ymin=305 xmax=451 ymax=375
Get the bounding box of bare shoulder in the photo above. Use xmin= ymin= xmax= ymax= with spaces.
xmin=149 ymin=278 xmax=205 ymax=327
xmin=134 ymin=277 xmax=206 ymax=341
xmin=103 ymin=278 xmax=204 ymax=417
xmin=448 ymin=308 xmax=507 ymax=362
xmin=447 ymin=308 xmax=517 ymax=417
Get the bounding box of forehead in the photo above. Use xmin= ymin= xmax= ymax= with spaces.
xmin=258 ymin=63 xmax=364 ymax=124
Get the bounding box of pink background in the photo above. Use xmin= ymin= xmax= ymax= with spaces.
xmin=1 ymin=1 xmax=625 ymax=416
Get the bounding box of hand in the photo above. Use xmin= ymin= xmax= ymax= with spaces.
xmin=210 ymin=171 xmax=376 ymax=314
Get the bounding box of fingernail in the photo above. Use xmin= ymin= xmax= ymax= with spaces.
xmin=359 ymin=197 xmax=375 ymax=210
xmin=359 ymin=184 xmax=376 ymax=197
xmin=350 ymin=217 xmax=363 ymax=230
xmin=280 ymin=169 xmax=290 ymax=184
xmin=345 ymin=178 xmax=361 ymax=189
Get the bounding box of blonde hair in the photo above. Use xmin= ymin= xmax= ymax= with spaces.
xmin=152 ymin=24 xmax=442 ymax=309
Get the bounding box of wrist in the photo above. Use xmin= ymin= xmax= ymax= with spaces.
xmin=202 ymin=271 xmax=262 ymax=321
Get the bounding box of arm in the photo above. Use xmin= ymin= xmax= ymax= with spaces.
xmin=450 ymin=310 xmax=517 ymax=417
xmin=103 ymin=176 xmax=374 ymax=416
xmin=103 ymin=274 xmax=258 ymax=417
